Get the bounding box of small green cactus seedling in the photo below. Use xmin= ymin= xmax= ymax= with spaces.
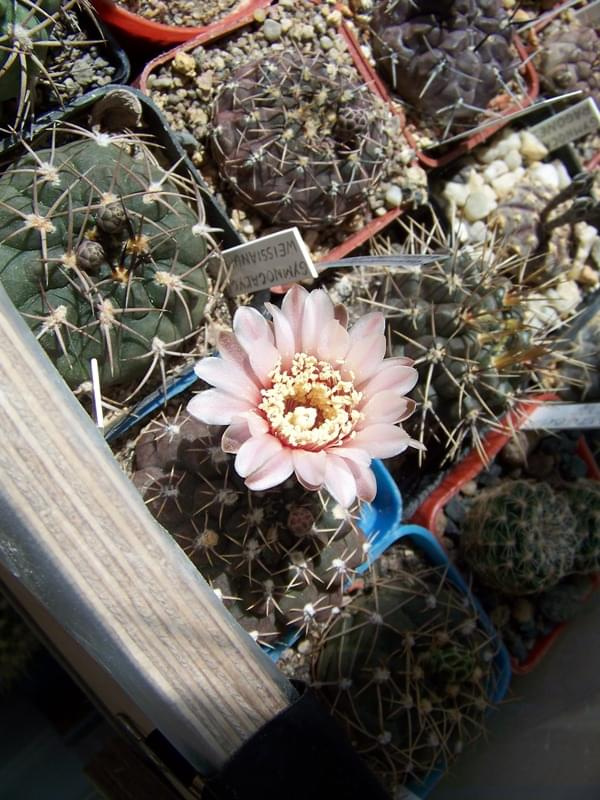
xmin=211 ymin=49 xmax=389 ymax=229
xmin=312 ymin=558 xmax=498 ymax=790
xmin=461 ymin=479 xmax=578 ymax=595
xmin=131 ymin=408 xmax=368 ymax=647
xmin=561 ymin=479 xmax=600 ymax=575
xmin=370 ymin=0 xmax=520 ymax=134
xmin=0 ymin=125 xmax=211 ymax=393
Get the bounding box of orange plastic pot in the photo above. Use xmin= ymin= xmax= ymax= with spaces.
xmin=409 ymin=393 xmax=600 ymax=674
xmin=340 ymin=21 xmax=539 ymax=170
xmin=92 ymin=0 xmax=272 ymax=47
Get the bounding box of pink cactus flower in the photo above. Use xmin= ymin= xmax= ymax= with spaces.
xmin=187 ymin=285 xmax=421 ymax=507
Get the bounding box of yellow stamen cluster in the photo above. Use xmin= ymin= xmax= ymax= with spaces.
xmin=259 ymin=353 xmax=362 ymax=449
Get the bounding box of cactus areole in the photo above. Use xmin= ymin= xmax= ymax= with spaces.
xmin=0 ymin=132 xmax=209 ymax=389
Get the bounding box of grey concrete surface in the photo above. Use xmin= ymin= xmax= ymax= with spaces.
xmin=432 ymin=592 xmax=600 ymax=800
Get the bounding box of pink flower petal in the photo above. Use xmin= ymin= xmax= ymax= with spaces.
xmin=233 ymin=306 xmax=274 ymax=356
xmin=244 ymin=448 xmax=294 ymax=491
xmin=331 ymin=446 xmax=371 ymax=466
xmin=343 ymin=333 xmax=387 ymax=384
xmin=292 ymin=449 xmax=327 ymax=490
xmin=235 ymin=433 xmax=283 ymax=478
xmin=301 ymin=289 xmax=334 ymax=354
xmin=360 ymin=364 xmax=419 ymax=398
xmin=238 ymin=410 xmax=270 ymax=436
xmin=323 ymin=455 xmax=358 ymax=508
xmin=265 ymin=303 xmax=296 ymax=369
xmin=360 ymin=392 xmax=417 ymax=425
xmin=281 ymin=284 xmax=308 ymax=344
xmin=248 ymin=341 xmax=281 ymax=387
xmin=346 ymin=460 xmax=377 ymax=503
xmin=348 ymin=311 xmax=385 ymax=341
xmin=221 ymin=421 xmax=251 ymax=453
xmin=187 ymin=389 xmax=253 ymax=425
xmin=316 ymin=318 xmax=350 ymax=364
xmin=195 ymin=357 xmax=260 ymax=404
xmin=350 ymin=423 xmax=417 ymax=459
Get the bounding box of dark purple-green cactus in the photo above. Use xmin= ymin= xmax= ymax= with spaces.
xmin=370 ymin=0 xmax=518 ymax=133
xmin=210 ymin=50 xmax=389 ymax=229
xmin=132 ymin=408 xmax=367 ymax=647
xmin=311 ymin=555 xmax=498 ymax=790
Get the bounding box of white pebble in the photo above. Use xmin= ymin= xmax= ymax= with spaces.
xmin=466 ymin=169 xmax=485 ymax=192
xmin=463 ymin=186 xmax=498 ymax=222
xmin=469 ymin=220 xmax=488 ymax=243
xmin=530 ymin=162 xmax=560 ymax=193
xmin=443 ymin=181 xmax=470 ymax=208
xmin=482 ymin=159 xmax=509 ymax=183
xmin=554 ymin=161 xmax=572 ymax=191
xmin=519 ymin=130 xmax=548 ymax=163
xmin=384 ymin=185 xmax=403 ymax=208
xmin=491 ymin=167 xmax=525 ymax=199
xmin=504 ymin=149 xmax=522 ymax=171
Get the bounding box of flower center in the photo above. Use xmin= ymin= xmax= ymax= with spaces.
xmin=258 ymin=352 xmax=362 ymax=449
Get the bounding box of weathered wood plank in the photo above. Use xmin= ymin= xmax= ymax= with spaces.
xmin=0 ymin=284 xmax=294 ymax=775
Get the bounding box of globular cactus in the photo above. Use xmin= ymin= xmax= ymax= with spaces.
xmin=336 ymin=217 xmax=555 ymax=461
xmin=370 ymin=0 xmax=518 ymax=133
xmin=132 ymin=408 xmax=368 ymax=647
xmin=0 ymin=126 xmax=210 ymax=392
xmin=311 ymin=557 xmax=498 ymax=790
xmin=461 ymin=479 xmax=579 ymax=595
xmin=488 ymin=179 xmax=571 ymax=285
xmin=537 ymin=21 xmax=600 ymax=107
xmin=561 ymin=479 xmax=600 ymax=575
xmin=0 ymin=1 xmax=100 ymax=129
xmin=210 ymin=50 xmax=389 ymax=229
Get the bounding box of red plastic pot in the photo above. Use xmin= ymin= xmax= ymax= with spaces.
xmin=136 ymin=14 xmax=411 ymax=265
xmin=340 ymin=22 xmax=539 ymax=170
xmin=92 ymin=0 xmax=272 ymax=47
xmin=410 ymin=392 xmax=600 ymax=674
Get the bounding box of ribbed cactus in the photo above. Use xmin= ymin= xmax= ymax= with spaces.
xmin=210 ymin=50 xmax=389 ymax=229
xmin=488 ymin=179 xmax=571 ymax=285
xmin=336 ymin=218 xmax=555 ymax=461
xmin=537 ymin=20 xmax=600 ymax=106
xmin=461 ymin=479 xmax=578 ymax=594
xmin=311 ymin=559 xmax=497 ymax=790
xmin=370 ymin=0 xmax=518 ymax=133
xmin=561 ymin=479 xmax=600 ymax=575
xmin=132 ymin=409 xmax=368 ymax=646
xmin=0 ymin=126 xmax=209 ymax=391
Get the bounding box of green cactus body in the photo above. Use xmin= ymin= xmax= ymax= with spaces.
xmin=561 ymin=479 xmax=600 ymax=574
xmin=131 ymin=409 xmax=367 ymax=645
xmin=370 ymin=0 xmax=517 ymax=132
xmin=312 ymin=563 xmax=496 ymax=789
xmin=210 ymin=50 xmax=389 ymax=229
xmin=461 ymin=479 xmax=578 ymax=594
xmin=343 ymin=241 xmax=552 ymax=460
xmin=0 ymin=131 xmax=208 ymax=389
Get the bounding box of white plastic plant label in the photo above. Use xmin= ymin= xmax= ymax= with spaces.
xmin=528 ymin=98 xmax=600 ymax=152
xmin=520 ymin=403 xmax=600 ymax=430
xmin=220 ymin=227 xmax=319 ymax=296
